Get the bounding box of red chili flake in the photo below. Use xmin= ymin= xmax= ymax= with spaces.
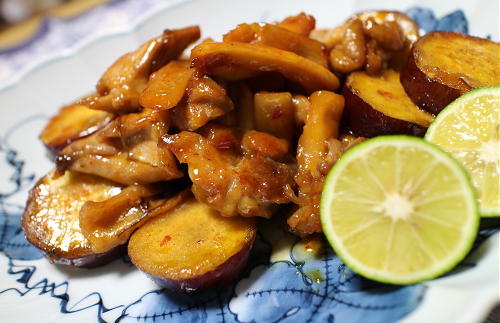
xmin=160 ymin=235 xmax=172 ymax=247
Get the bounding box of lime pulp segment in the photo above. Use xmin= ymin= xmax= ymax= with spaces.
xmin=320 ymin=136 xmax=479 ymax=285
xmin=425 ymin=86 xmax=500 ymax=216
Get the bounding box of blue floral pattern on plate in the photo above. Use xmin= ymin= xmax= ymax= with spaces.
xmin=0 ymin=3 xmax=497 ymax=323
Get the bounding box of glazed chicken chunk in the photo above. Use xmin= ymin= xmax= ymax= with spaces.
xmin=84 ymin=26 xmax=200 ymax=113
xmin=163 ymin=124 xmax=296 ymax=218
xmin=57 ymin=108 xmax=182 ymax=185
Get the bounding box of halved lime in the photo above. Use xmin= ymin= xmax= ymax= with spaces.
xmin=320 ymin=136 xmax=478 ymax=285
xmin=425 ymin=86 xmax=499 ymax=216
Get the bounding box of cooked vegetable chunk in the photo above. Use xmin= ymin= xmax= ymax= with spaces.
xmin=39 ymin=103 xmax=112 ymax=154
xmin=342 ymin=69 xmax=433 ymax=137
xmin=401 ymin=31 xmax=500 ymax=114
xmin=22 ymin=171 xmax=124 ymax=267
xmin=128 ymin=197 xmax=257 ymax=292
xmin=253 ymin=92 xmax=296 ymax=141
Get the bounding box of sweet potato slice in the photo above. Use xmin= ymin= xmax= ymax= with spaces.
xmin=342 ymin=69 xmax=434 ymax=137
xmin=190 ymin=42 xmax=339 ymax=93
xmin=22 ymin=170 xmax=124 ymax=267
xmin=139 ymin=61 xmax=194 ymax=110
xmin=40 ymin=103 xmax=112 ymax=153
xmin=128 ymin=197 xmax=257 ymax=292
xmin=401 ymin=31 xmax=500 ymax=115
xmin=223 ymin=23 xmax=328 ymax=67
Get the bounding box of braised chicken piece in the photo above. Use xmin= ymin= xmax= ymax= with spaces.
xmin=223 ymin=22 xmax=327 ymax=67
xmin=140 ymin=61 xmax=195 ymax=111
xmin=80 ymin=186 xmax=190 ymax=253
xmin=277 ymin=12 xmax=316 ymax=36
xmin=327 ymin=18 xmax=367 ymax=74
xmin=190 ymin=41 xmax=339 ymax=93
xmin=163 ymin=124 xmax=296 ymax=218
xmin=84 ymin=26 xmax=200 ymax=114
xmin=338 ymin=134 xmax=366 ymax=151
xmin=241 ymin=130 xmax=289 ymax=160
xmin=287 ymin=91 xmax=344 ymax=237
xmin=57 ymin=108 xmax=182 ymax=185
xmin=312 ymin=11 xmax=419 ymax=75
xmin=171 ymin=75 xmax=234 ymax=131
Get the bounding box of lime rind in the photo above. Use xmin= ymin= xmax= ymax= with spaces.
xmin=425 ymin=85 xmax=500 ymax=217
xmin=426 ymin=86 xmax=499 ymax=135
xmin=320 ymin=136 xmax=479 ymax=285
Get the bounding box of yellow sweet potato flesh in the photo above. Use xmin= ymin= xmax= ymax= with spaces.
xmin=22 ymin=171 xmax=122 ymax=260
xmin=415 ymin=32 xmax=500 ymax=91
xmin=347 ymin=69 xmax=434 ymax=127
xmin=128 ymin=197 xmax=257 ymax=280
xmin=40 ymin=103 xmax=112 ymax=149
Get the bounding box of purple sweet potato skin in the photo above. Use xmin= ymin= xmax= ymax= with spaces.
xmin=400 ymin=46 xmax=462 ymax=116
xmin=48 ymin=244 xmax=125 ymax=268
xmin=143 ymin=234 xmax=255 ymax=293
xmin=341 ymin=85 xmax=427 ymax=137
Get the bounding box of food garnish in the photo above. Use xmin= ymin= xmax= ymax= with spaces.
xmin=426 ymin=86 xmax=500 ymax=216
xmin=320 ymin=136 xmax=478 ymax=284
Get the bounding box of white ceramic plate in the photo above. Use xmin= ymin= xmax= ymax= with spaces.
xmin=0 ymin=0 xmax=498 ymax=322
